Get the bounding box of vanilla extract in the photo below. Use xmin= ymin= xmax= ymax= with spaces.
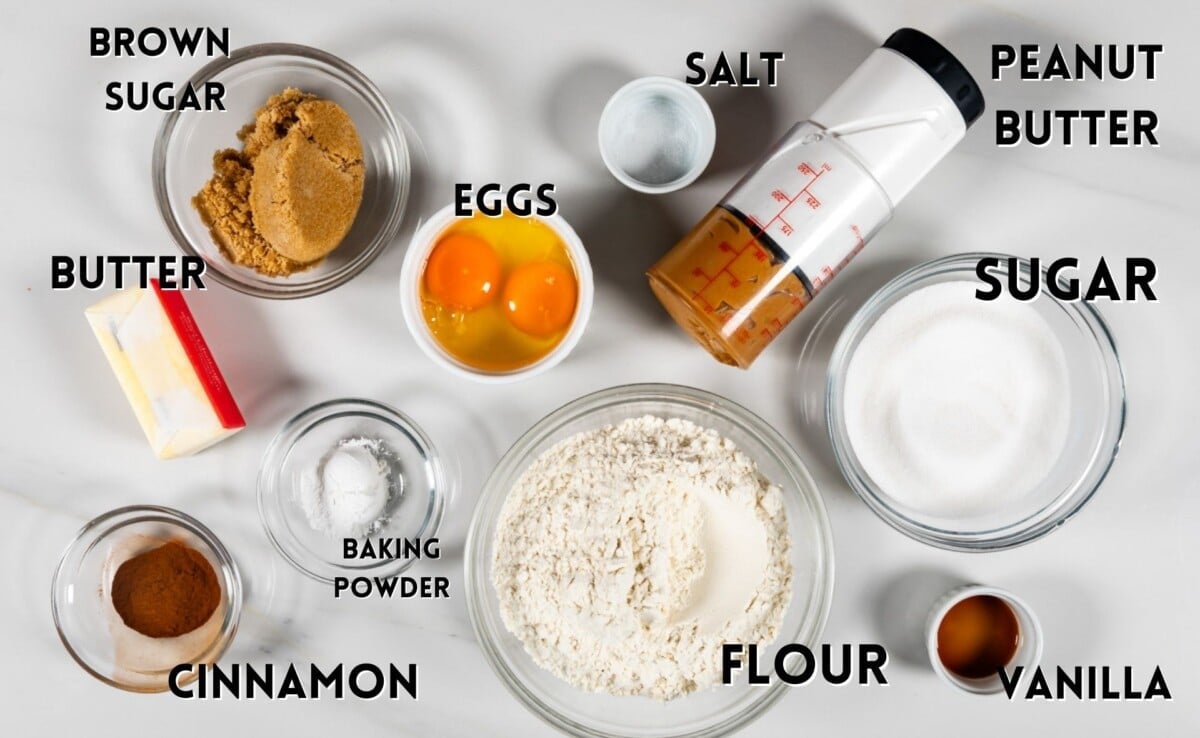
xmin=1000 ymin=665 xmax=1170 ymax=701
xmin=937 ymin=595 xmax=1020 ymax=680
xmin=342 ymin=537 xmax=440 ymax=561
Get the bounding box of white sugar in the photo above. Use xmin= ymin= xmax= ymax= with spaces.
xmin=843 ymin=281 xmax=1071 ymax=518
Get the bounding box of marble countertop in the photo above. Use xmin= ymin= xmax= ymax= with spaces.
xmin=3 ymin=0 xmax=1197 ymax=734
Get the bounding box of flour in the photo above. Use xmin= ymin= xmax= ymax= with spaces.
xmin=492 ymin=416 xmax=792 ymax=700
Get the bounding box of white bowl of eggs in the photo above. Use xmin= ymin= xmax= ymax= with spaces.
xmin=400 ymin=202 xmax=594 ymax=383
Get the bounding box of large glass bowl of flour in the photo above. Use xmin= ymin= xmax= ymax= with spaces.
xmin=826 ymin=253 xmax=1126 ymax=551
xmin=465 ymin=383 xmax=834 ymax=738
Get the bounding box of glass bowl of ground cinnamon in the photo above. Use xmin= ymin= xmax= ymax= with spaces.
xmin=51 ymin=506 xmax=242 ymax=692
xmin=154 ymin=43 xmax=411 ymax=298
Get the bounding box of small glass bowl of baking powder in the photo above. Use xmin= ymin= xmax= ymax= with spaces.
xmin=826 ymin=253 xmax=1126 ymax=551
xmin=465 ymin=383 xmax=835 ymax=738
xmin=153 ymin=43 xmax=411 ymax=298
xmin=258 ymin=398 xmax=446 ymax=583
xmin=51 ymin=506 xmax=242 ymax=692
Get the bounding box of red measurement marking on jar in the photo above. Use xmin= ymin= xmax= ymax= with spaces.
xmin=690 ymin=161 xmax=831 ymax=319
xmin=811 ymin=224 xmax=866 ymax=293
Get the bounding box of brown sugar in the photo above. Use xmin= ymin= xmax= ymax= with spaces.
xmin=192 ymin=88 xmax=365 ymax=276
xmin=251 ymin=99 xmax=365 ymax=262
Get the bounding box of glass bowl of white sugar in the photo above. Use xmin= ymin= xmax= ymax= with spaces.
xmin=826 ymin=253 xmax=1126 ymax=551
xmin=465 ymin=383 xmax=834 ymax=738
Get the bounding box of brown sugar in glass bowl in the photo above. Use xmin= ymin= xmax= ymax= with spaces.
xmin=192 ymin=88 xmax=366 ymax=276
xmin=51 ymin=506 xmax=242 ymax=692
xmin=154 ymin=43 xmax=411 ymax=299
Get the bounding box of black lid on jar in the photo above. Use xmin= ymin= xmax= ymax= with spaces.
xmin=883 ymin=28 xmax=985 ymax=127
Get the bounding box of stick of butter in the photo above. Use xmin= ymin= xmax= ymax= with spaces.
xmin=86 ymin=280 xmax=245 ymax=458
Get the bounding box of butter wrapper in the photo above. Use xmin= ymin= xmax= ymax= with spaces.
xmin=86 ymin=280 xmax=245 ymax=458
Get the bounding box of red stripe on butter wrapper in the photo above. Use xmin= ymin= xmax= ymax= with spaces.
xmin=150 ymin=279 xmax=246 ymax=430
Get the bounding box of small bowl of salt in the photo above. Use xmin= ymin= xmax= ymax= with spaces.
xmin=598 ymin=76 xmax=715 ymax=194
xmin=258 ymin=398 xmax=446 ymax=582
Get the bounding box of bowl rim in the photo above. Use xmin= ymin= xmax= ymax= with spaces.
xmin=50 ymin=504 xmax=243 ymax=693
xmin=399 ymin=202 xmax=595 ymax=384
xmin=256 ymin=397 xmax=447 ymax=583
xmin=152 ymin=41 xmax=410 ymax=299
xmin=464 ymin=382 xmax=835 ymax=738
xmin=825 ymin=252 xmax=1127 ymax=552
xmin=923 ymin=584 xmax=1044 ymax=695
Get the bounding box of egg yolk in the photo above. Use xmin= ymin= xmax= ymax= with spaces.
xmin=424 ymin=234 xmax=501 ymax=311
xmin=502 ymin=261 xmax=578 ymax=337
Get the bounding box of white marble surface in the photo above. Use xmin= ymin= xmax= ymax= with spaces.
xmin=3 ymin=0 xmax=1198 ymax=734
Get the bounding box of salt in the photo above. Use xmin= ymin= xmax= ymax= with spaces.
xmin=843 ymin=281 xmax=1071 ymax=518
xmin=609 ymin=94 xmax=699 ymax=186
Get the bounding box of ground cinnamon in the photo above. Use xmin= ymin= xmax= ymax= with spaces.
xmin=110 ymin=540 xmax=221 ymax=638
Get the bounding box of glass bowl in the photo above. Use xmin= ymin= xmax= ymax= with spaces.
xmin=153 ymin=43 xmax=410 ymax=298
xmin=826 ymin=253 xmax=1126 ymax=551
xmin=50 ymin=506 xmax=242 ymax=692
xmin=258 ymin=398 xmax=445 ymax=583
xmin=465 ymin=383 xmax=835 ymax=738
